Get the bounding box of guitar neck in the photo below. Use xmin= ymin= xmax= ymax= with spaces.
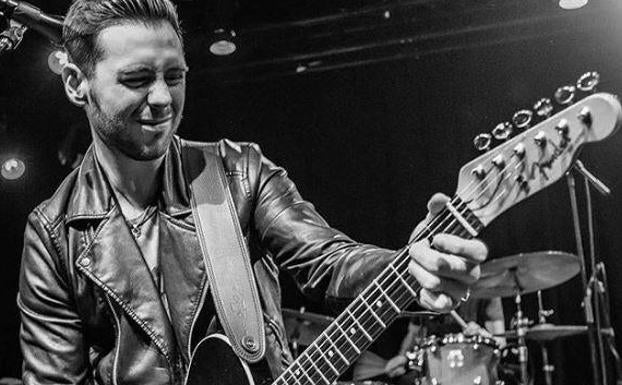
xmin=273 ymin=196 xmax=483 ymax=385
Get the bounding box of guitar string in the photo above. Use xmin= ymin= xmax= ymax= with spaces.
xmin=276 ymin=172 xmax=506 ymax=384
xmin=277 ymin=182 xmax=513 ymax=384
xmin=301 ymin=135 xmax=579 ymax=383
xmin=276 ymin=208 xmax=466 ymax=384
xmin=276 ymin=143 xmax=541 ymax=383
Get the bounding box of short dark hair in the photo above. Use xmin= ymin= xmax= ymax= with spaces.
xmin=63 ymin=0 xmax=183 ymax=76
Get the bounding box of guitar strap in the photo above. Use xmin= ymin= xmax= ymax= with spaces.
xmin=182 ymin=142 xmax=265 ymax=363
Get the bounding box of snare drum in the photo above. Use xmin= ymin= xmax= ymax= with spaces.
xmin=414 ymin=333 xmax=501 ymax=385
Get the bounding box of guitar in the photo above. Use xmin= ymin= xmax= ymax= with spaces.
xmin=185 ymin=92 xmax=622 ymax=385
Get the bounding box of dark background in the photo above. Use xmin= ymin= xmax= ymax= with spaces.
xmin=1 ymin=0 xmax=622 ymax=384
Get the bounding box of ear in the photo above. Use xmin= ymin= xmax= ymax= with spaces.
xmin=61 ymin=63 xmax=89 ymax=107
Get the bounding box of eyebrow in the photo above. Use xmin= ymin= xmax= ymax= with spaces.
xmin=118 ymin=64 xmax=189 ymax=75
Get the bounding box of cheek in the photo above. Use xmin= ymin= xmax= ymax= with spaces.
xmin=172 ymin=85 xmax=186 ymax=110
xmin=99 ymin=86 xmax=146 ymax=118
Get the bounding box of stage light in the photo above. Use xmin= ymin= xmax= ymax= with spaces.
xmin=209 ymin=28 xmax=237 ymax=56
xmin=559 ymin=0 xmax=588 ymax=10
xmin=47 ymin=50 xmax=68 ymax=75
xmin=1 ymin=157 xmax=25 ymax=180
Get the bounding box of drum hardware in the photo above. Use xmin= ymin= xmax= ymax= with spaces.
xmin=537 ymin=290 xmax=553 ymax=385
xmin=282 ymin=307 xmax=334 ymax=357
xmin=567 ymin=160 xmax=621 ymax=385
xmin=411 ymin=333 xmax=503 ymax=385
xmin=512 ymin=290 xmax=529 ymax=385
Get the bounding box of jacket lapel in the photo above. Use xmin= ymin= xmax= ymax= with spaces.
xmin=75 ymin=204 xmax=178 ymax=362
xmin=159 ymin=213 xmax=206 ymax=361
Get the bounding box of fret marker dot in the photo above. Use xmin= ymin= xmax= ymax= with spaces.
xmin=328 ymin=350 xmax=334 ymax=357
xmin=376 ymin=301 xmax=383 ymax=308
xmin=295 ymin=370 xmax=300 ymax=375
xmin=350 ymin=327 xmax=357 ymax=335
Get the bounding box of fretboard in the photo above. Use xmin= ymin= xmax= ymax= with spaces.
xmin=273 ymin=196 xmax=483 ymax=385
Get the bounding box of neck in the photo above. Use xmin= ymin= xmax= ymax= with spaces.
xmin=93 ymin=135 xmax=165 ymax=210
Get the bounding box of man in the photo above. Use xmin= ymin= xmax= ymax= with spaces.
xmin=17 ymin=0 xmax=487 ymax=384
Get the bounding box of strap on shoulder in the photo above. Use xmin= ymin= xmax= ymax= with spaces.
xmin=181 ymin=140 xmax=266 ymax=363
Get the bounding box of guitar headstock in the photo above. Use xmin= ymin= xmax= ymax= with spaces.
xmin=456 ymin=92 xmax=622 ymax=227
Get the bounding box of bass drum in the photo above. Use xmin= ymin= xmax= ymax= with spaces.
xmin=414 ymin=333 xmax=501 ymax=385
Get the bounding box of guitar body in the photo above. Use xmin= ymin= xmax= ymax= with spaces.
xmin=185 ymin=334 xmax=255 ymax=385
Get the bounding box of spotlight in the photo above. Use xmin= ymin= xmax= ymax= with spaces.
xmin=1 ymin=157 xmax=25 ymax=180
xmin=209 ymin=28 xmax=237 ymax=56
xmin=559 ymin=0 xmax=588 ymax=10
xmin=47 ymin=50 xmax=68 ymax=75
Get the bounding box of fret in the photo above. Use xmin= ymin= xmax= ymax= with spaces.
xmin=307 ymin=355 xmax=329 ymax=385
xmin=292 ymin=361 xmax=313 ymax=383
xmin=389 ymin=264 xmax=418 ymax=297
xmin=363 ymin=299 xmax=386 ymax=327
xmin=345 ymin=309 xmax=372 ymax=341
xmin=323 ymin=331 xmax=350 ymax=366
xmin=292 ymin=375 xmax=301 ymax=385
xmin=335 ymin=323 xmax=360 ymax=354
xmin=316 ymin=346 xmax=339 ymax=375
xmin=284 ymin=368 xmax=302 ymax=385
xmin=374 ymin=280 xmax=400 ymax=312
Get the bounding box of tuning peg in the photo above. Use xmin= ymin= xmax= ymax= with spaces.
xmin=473 ymin=133 xmax=492 ymax=152
xmin=534 ymin=98 xmax=554 ymax=118
xmin=554 ymin=85 xmax=576 ymax=105
xmin=492 ymin=122 xmax=513 ymax=140
xmin=512 ymin=109 xmax=533 ymax=130
xmin=577 ymin=71 xmax=600 ymax=92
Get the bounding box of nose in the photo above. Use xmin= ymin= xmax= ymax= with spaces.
xmin=147 ymin=79 xmax=172 ymax=109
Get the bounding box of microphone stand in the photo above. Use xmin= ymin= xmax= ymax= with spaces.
xmin=566 ymin=159 xmax=618 ymax=385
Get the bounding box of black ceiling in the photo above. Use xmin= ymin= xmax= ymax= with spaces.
xmin=5 ymin=0 xmax=621 ymax=82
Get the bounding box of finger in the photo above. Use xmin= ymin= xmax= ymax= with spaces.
xmin=409 ymin=241 xmax=481 ymax=285
xmin=431 ymin=234 xmax=488 ymax=263
xmin=408 ymin=260 xmax=470 ymax=297
xmin=411 ymin=194 xmax=451 ymax=241
xmin=418 ymin=289 xmax=456 ymax=313
xmin=427 ymin=193 xmax=450 ymax=216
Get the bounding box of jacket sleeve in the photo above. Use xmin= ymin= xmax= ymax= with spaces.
xmin=18 ymin=210 xmax=90 ymax=384
xmin=248 ymin=143 xmax=398 ymax=306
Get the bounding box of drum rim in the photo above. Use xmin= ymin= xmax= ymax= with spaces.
xmin=418 ymin=332 xmax=499 ymax=349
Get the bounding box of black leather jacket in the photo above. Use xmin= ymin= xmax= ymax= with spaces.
xmin=18 ymin=137 xmax=395 ymax=384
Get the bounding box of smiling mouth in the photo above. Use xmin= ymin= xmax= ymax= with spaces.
xmin=138 ymin=116 xmax=173 ymax=126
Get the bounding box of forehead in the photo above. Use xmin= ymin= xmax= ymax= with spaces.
xmin=94 ymin=22 xmax=185 ymax=70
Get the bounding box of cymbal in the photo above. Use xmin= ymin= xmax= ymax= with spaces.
xmin=471 ymin=251 xmax=580 ymax=298
xmin=496 ymin=324 xmax=588 ymax=341
xmin=282 ymin=308 xmax=334 ymax=346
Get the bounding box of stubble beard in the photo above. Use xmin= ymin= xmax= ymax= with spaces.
xmin=87 ymin=89 xmax=178 ymax=161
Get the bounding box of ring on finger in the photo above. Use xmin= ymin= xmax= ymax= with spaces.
xmin=460 ymin=288 xmax=471 ymax=303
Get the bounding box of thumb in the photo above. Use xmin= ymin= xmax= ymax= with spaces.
xmin=427 ymin=193 xmax=450 ymax=217
xmin=410 ymin=193 xmax=450 ymax=242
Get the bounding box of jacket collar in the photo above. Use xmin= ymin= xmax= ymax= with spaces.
xmin=66 ymin=137 xmax=192 ymax=223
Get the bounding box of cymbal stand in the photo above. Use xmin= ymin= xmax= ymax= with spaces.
xmin=537 ymin=290 xmax=554 ymax=385
xmin=567 ymin=160 xmax=617 ymax=385
xmin=514 ymin=288 xmax=530 ymax=385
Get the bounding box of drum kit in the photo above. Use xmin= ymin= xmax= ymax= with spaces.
xmin=283 ymin=250 xmax=587 ymax=385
